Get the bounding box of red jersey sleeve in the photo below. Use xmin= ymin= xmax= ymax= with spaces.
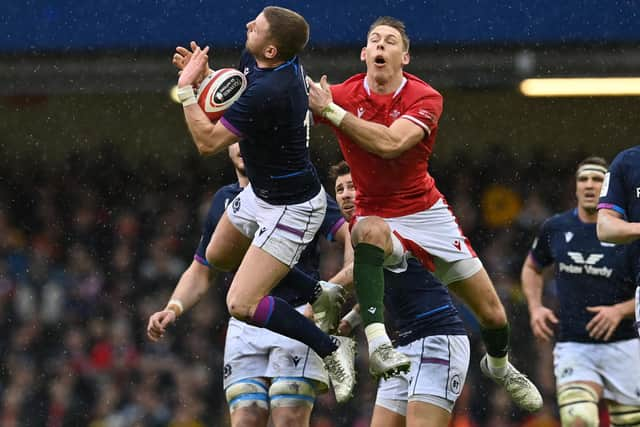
xmin=399 ymin=91 xmax=442 ymax=136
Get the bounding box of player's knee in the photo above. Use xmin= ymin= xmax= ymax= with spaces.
xmin=269 ymin=377 xmax=316 ymax=410
xmin=557 ymin=383 xmax=599 ymax=427
xmin=351 ymin=217 xmax=390 ymax=247
xmin=206 ymin=245 xmax=235 ymax=272
xmin=226 ymin=293 xmax=254 ymax=321
xmin=608 ymin=402 xmax=640 ymax=427
xmin=225 ymin=379 xmax=269 ymax=413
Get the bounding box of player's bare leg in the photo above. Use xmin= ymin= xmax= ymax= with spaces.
xmin=271 ymin=405 xmax=312 ymax=427
xmin=351 ymin=216 xmax=410 ymax=379
xmin=228 ymin=246 xmax=356 ymax=402
xmin=406 ymin=401 xmax=451 ymax=427
xmin=450 ymin=269 xmax=543 ymax=412
xmin=206 ymin=212 xmax=252 ymax=271
xmin=370 ymin=405 xmax=405 ymax=427
xmin=230 ymin=406 xmax=268 ymax=427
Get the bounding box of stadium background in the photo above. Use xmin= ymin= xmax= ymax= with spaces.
xmin=1 ymin=1 xmax=639 ymax=425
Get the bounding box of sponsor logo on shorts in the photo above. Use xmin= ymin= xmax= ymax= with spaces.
xmin=560 ymin=367 xmax=573 ymax=378
xmin=453 ymin=240 xmax=462 ymax=251
xmin=291 ymin=355 xmax=301 ymax=367
xmin=224 ymin=364 xmax=232 ymax=379
xmin=449 ymin=374 xmax=462 ymax=394
xmin=232 ymin=198 xmax=241 ymax=214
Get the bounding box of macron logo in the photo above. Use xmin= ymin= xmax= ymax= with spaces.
xmin=564 ymin=232 xmax=574 ymax=242
xmin=637 ymin=187 xmax=640 ymax=198
xmin=367 ymin=307 xmax=377 ymax=315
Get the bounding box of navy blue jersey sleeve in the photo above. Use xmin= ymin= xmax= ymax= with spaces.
xmin=529 ymin=218 xmax=555 ymax=268
xmin=598 ymin=152 xmax=628 ymax=216
xmin=320 ymin=195 xmax=346 ymax=242
xmin=221 ymin=80 xmax=275 ymax=138
xmin=194 ymin=189 xmax=230 ymax=266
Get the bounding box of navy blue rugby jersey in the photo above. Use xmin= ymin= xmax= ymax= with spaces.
xmin=598 ymin=146 xmax=640 ymax=285
xmin=384 ymin=259 xmax=467 ymax=347
xmin=220 ymin=51 xmax=320 ymax=205
xmin=195 ymin=182 xmax=345 ymax=306
xmin=530 ymin=208 xmax=636 ymax=343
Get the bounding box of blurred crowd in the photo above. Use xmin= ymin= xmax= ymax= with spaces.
xmin=0 ymin=144 xmax=612 ymax=426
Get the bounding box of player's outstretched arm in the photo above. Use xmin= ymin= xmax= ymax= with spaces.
xmin=585 ymin=298 xmax=635 ymax=341
xmin=147 ymin=260 xmax=213 ymax=341
xmin=521 ymin=255 xmax=558 ymax=341
xmin=307 ymin=75 xmax=424 ymax=159
xmin=597 ymin=209 xmax=640 ymax=244
xmin=176 ymin=46 xmax=240 ymax=156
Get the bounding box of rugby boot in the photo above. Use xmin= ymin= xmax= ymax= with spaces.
xmin=369 ymin=343 xmax=411 ymax=380
xmin=312 ymin=281 xmax=346 ymax=333
xmin=480 ymin=354 xmax=543 ymax=412
xmin=323 ymin=336 xmax=357 ymax=403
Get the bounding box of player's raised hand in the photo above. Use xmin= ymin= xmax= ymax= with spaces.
xmin=529 ymin=305 xmax=558 ymax=341
xmin=306 ymin=75 xmax=334 ymax=115
xmin=586 ymin=305 xmax=623 ymax=341
xmin=178 ymin=45 xmax=210 ymax=88
xmin=147 ymin=309 xmax=177 ymax=342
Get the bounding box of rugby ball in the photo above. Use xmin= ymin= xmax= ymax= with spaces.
xmin=197 ymin=68 xmax=247 ymax=121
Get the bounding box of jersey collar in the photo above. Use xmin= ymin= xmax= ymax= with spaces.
xmin=363 ymin=75 xmax=407 ymax=97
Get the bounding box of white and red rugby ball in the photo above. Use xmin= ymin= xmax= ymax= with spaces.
xmin=197 ymin=68 xmax=247 ymax=121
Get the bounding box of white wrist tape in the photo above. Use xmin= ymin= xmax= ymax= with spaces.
xmin=322 ymin=102 xmax=347 ymax=127
xmin=166 ymin=299 xmax=184 ymax=317
xmin=176 ymin=85 xmax=197 ymax=107
xmin=342 ymin=308 xmax=362 ymax=329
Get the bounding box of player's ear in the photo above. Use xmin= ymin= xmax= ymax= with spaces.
xmin=402 ymin=51 xmax=410 ymax=66
xmin=264 ymin=44 xmax=278 ymax=60
xmin=360 ymin=47 xmax=366 ymax=62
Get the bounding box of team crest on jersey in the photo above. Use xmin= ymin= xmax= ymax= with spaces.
xmin=564 ymin=232 xmax=574 ymax=242
xmin=390 ymin=109 xmax=401 ymax=119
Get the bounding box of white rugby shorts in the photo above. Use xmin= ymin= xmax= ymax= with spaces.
xmin=554 ymin=339 xmax=640 ymax=405
xmin=375 ymin=335 xmax=470 ymax=414
xmin=357 ymin=198 xmax=482 ymax=283
xmin=223 ymin=314 xmax=329 ymax=392
xmin=226 ymin=184 xmax=326 ymax=267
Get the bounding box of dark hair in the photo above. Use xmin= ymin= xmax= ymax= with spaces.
xmin=368 ymin=16 xmax=410 ymax=51
xmin=576 ymin=156 xmax=608 ymax=175
xmin=329 ymin=160 xmax=351 ymax=182
xmin=263 ymin=6 xmax=309 ymax=61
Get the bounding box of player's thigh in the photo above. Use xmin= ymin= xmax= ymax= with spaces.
xmin=207 ymin=212 xmax=252 ymax=271
xmin=406 ymin=401 xmax=451 ymax=427
xmin=371 ymin=405 xmax=405 ymax=427
xmin=351 ymin=216 xmax=394 ymax=251
xmin=447 ymin=268 xmax=507 ymax=328
xmin=594 ymin=339 xmax=640 ymax=405
xmin=226 ymin=245 xmax=291 ymax=317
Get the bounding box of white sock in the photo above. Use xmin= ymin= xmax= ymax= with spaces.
xmin=364 ymin=323 xmax=391 ymax=356
xmin=486 ymin=354 xmax=508 ymax=378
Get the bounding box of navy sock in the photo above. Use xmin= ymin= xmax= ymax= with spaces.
xmin=250 ymin=296 xmax=338 ymax=357
xmin=275 ymin=267 xmax=322 ymax=303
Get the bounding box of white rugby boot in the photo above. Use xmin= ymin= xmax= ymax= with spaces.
xmin=323 ymin=336 xmax=357 ymax=403
xmin=480 ymin=355 xmax=543 ymax=412
xmin=369 ymin=343 xmax=410 ymax=380
xmin=312 ymin=281 xmax=346 ymax=333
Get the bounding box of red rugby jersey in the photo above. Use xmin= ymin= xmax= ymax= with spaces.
xmin=329 ymin=72 xmax=443 ymax=218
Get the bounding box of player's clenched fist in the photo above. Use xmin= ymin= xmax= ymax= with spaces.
xmin=147 ymin=310 xmax=177 ymax=341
